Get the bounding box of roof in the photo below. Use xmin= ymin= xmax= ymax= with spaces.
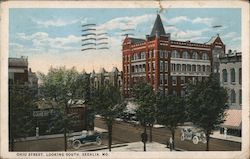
xmin=205 ymin=36 xmax=217 ymax=44
xmin=130 ymin=38 xmax=145 ymax=44
xmin=9 ymin=57 xmax=28 ymax=67
xmin=112 ymin=67 xmax=119 ymax=73
xmin=221 ymin=109 xmax=242 ymax=130
xmin=99 ymin=67 xmax=107 ymax=73
xmin=150 ymin=14 xmax=166 ymax=37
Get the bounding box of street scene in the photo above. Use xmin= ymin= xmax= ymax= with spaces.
xmin=8 ymin=7 xmax=242 ymax=153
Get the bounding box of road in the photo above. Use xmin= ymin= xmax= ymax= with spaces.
xmin=13 ymin=117 xmax=241 ymax=151
xmin=95 ymin=117 xmax=241 ymax=151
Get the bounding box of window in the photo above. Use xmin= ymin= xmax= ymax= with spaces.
xmin=181 ymin=76 xmax=185 ymax=85
xmin=160 ymin=50 xmax=164 ymax=58
xmin=181 ymin=90 xmax=185 ymax=97
xmin=152 ymin=50 xmax=155 ymax=58
xmin=192 ymin=52 xmax=198 ymax=59
xmin=183 ymin=51 xmax=190 ymax=59
xmin=171 ymin=64 xmax=176 ymax=71
xmin=202 ymin=65 xmax=206 ymax=72
xmin=231 ymin=89 xmax=236 ymax=103
xmin=172 ymin=76 xmax=177 ymax=85
xmin=239 ymin=89 xmax=242 ymax=105
xmin=177 ymin=64 xmax=181 ymax=71
xmin=206 ymin=66 xmax=210 ymax=73
xmin=202 ymin=52 xmax=208 ymax=60
xmin=197 ymin=65 xmax=201 ymax=72
xmin=192 ymin=65 xmax=196 ymax=72
xmin=230 ymin=68 xmax=235 ymax=83
xmin=142 ymin=64 xmax=146 ymax=72
xmin=182 ymin=64 xmax=186 ymax=72
xmin=187 ymin=64 xmax=191 ymax=72
xmin=173 ymin=90 xmax=177 ymax=96
xmin=165 ymin=62 xmax=168 ymax=71
xmin=164 ymin=75 xmax=168 ymax=84
xmin=160 ymin=61 xmax=164 ymax=71
xmin=171 ymin=50 xmax=180 ymax=58
xmin=222 ymin=69 xmax=227 ymax=82
xmin=239 ymin=68 xmax=242 ymax=84
xmin=165 ymin=51 xmax=168 ymax=58
xmin=160 ymin=74 xmax=163 ymax=85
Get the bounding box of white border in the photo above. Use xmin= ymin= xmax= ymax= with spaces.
xmin=1 ymin=1 xmax=249 ymax=159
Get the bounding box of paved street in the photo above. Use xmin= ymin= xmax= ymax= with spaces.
xmin=95 ymin=117 xmax=241 ymax=151
xmin=13 ymin=117 xmax=241 ymax=151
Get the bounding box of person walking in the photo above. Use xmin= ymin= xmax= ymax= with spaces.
xmin=169 ymin=137 xmax=173 ymax=151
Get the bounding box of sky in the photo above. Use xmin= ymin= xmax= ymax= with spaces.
xmin=9 ymin=8 xmax=241 ymax=74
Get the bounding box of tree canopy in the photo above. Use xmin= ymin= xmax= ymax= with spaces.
xmin=186 ymin=74 xmax=228 ymax=150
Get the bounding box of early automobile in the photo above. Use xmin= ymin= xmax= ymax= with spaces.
xmin=180 ymin=128 xmax=207 ymax=144
xmin=68 ymin=130 xmax=102 ymax=149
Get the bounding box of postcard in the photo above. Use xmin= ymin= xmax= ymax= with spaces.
xmin=1 ymin=1 xmax=249 ymax=159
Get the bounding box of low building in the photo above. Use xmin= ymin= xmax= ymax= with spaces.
xmin=90 ymin=67 xmax=123 ymax=91
xmin=219 ymin=50 xmax=242 ymax=136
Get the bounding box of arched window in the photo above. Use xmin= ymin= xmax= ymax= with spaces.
xmin=177 ymin=64 xmax=181 ymax=71
xmin=192 ymin=65 xmax=196 ymax=72
xmin=171 ymin=50 xmax=180 ymax=58
xmin=183 ymin=51 xmax=190 ymax=59
xmin=231 ymin=89 xmax=236 ymax=103
xmin=192 ymin=52 xmax=198 ymax=59
xmin=197 ymin=65 xmax=201 ymax=72
xmin=202 ymin=52 xmax=208 ymax=60
xmin=222 ymin=69 xmax=227 ymax=82
xmin=187 ymin=65 xmax=191 ymax=72
xmin=230 ymin=68 xmax=235 ymax=83
xmin=182 ymin=64 xmax=186 ymax=72
xmin=206 ymin=66 xmax=210 ymax=72
xmin=239 ymin=68 xmax=242 ymax=84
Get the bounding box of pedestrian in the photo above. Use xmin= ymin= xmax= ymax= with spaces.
xmin=169 ymin=137 xmax=173 ymax=151
xmin=166 ymin=141 xmax=169 ymax=148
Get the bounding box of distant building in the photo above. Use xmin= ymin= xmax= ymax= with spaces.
xmin=122 ymin=14 xmax=225 ymax=97
xmin=9 ymin=56 xmax=38 ymax=97
xmin=9 ymin=56 xmax=29 ymax=85
xmin=90 ymin=67 xmax=123 ymax=91
xmin=219 ymin=50 xmax=242 ymax=136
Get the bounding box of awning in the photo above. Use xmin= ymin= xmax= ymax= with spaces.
xmin=221 ymin=109 xmax=242 ymax=130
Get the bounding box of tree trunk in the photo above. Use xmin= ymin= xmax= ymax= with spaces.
xmin=171 ymin=129 xmax=175 ymax=150
xmin=107 ymin=122 xmax=113 ymax=152
xmin=149 ymin=124 xmax=152 ymax=142
xmin=206 ymin=130 xmax=210 ymax=151
xmin=143 ymin=126 xmax=147 ymax=151
xmin=64 ymin=128 xmax=67 ymax=151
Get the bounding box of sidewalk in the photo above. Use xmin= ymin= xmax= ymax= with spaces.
xmin=96 ymin=142 xmax=171 ymax=152
xmin=210 ymin=130 xmax=241 ymax=143
xmin=15 ymin=127 xmax=108 ymax=142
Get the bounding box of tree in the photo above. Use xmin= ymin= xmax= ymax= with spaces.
xmin=9 ymin=84 xmax=36 ymax=151
xmin=132 ymin=82 xmax=156 ymax=151
xmin=39 ymin=66 xmax=88 ymax=151
xmin=186 ymin=74 xmax=228 ymax=151
xmin=156 ymin=95 xmax=186 ymax=150
xmin=91 ymin=84 xmax=126 ymax=152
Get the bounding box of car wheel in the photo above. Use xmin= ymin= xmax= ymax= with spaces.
xmin=72 ymin=140 xmax=81 ymax=149
xmin=96 ymin=137 xmax=102 ymax=145
xmin=181 ymin=134 xmax=185 ymax=141
xmin=192 ymin=136 xmax=199 ymax=144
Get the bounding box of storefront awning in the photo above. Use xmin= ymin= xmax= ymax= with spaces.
xmin=221 ymin=109 xmax=242 ymax=130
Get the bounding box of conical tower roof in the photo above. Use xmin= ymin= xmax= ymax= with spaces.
xmin=150 ymin=14 xmax=166 ymax=36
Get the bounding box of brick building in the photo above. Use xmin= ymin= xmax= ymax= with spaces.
xmin=122 ymin=14 xmax=225 ymax=97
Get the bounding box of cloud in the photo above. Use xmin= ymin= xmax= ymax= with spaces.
xmin=192 ymin=17 xmax=213 ymax=26
xmin=32 ymin=18 xmax=83 ymax=28
xmin=96 ymin=14 xmax=155 ymax=31
xmin=168 ymin=16 xmax=190 ymax=24
xmin=172 ymin=28 xmax=209 ymax=40
xmin=17 ymin=32 xmax=81 ymax=51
